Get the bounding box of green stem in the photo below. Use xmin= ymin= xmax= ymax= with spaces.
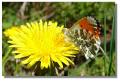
xmin=2 ymin=47 xmax=12 ymax=76
xmin=108 ymin=9 xmax=115 ymax=76
xmin=104 ymin=11 xmax=107 ymax=75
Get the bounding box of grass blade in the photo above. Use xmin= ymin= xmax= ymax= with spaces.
xmin=108 ymin=8 xmax=115 ymax=76
xmin=103 ymin=10 xmax=107 ymax=75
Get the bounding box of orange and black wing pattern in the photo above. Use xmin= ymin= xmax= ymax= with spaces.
xmin=78 ymin=16 xmax=101 ymax=38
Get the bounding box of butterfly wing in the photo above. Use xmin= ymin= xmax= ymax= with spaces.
xmin=65 ymin=16 xmax=101 ymax=59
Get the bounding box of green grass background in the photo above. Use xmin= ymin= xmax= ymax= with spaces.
xmin=2 ymin=2 xmax=116 ymax=76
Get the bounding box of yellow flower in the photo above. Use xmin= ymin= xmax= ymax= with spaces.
xmin=4 ymin=20 xmax=78 ymax=69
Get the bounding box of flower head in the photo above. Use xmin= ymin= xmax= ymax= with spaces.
xmin=4 ymin=20 xmax=78 ymax=69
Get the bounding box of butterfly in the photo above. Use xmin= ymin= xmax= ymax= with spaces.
xmin=65 ymin=16 xmax=101 ymax=59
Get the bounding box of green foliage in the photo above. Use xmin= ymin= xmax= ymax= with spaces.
xmin=2 ymin=2 xmax=116 ymax=76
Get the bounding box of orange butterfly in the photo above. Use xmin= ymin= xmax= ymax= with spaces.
xmin=66 ymin=16 xmax=101 ymax=59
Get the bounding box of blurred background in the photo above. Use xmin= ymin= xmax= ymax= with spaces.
xmin=2 ymin=2 xmax=116 ymax=76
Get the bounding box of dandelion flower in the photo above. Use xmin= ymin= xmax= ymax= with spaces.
xmin=4 ymin=20 xmax=78 ymax=69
